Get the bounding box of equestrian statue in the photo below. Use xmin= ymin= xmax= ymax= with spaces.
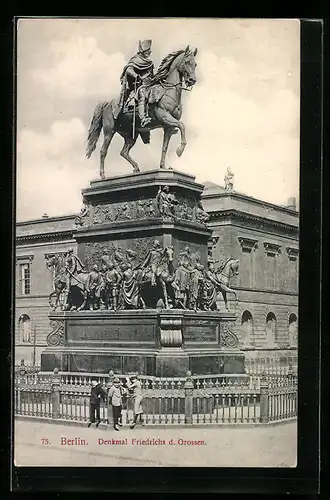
xmin=86 ymin=40 xmax=198 ymax=179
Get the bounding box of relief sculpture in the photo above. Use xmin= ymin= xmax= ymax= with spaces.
xmin=57 ymin=243 xmax=239 ymax=312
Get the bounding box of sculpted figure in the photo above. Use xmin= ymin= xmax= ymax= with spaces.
xmin=64 ymin=248 xmax=85 ymax=292
xmin=104 ymin=262 xmax=122 ymax=311
xmin=86 ymin=264 xmax=103 ymax=310
xmin=224 ymin=167 xmax=234 ymax=192
xmin=179 ymin=246 xmax=193 ymax=270
xmin=75 ymin=198 xmax=90 ymax=226
xmin=136 ymin=200 xmax=146 ymax=219
xmin=140 ymin=240 xmax=163 ymax=287
xmin=172 ymin=260 xmax=190 ymax=309
xmin=120 ymin=262 xmax=145 ymax=310
xmin=189 ymin=262 xmax=205 ymax=311
xmin=115 ymin=40 xmax=154 ymax=127
xmin=195 ymin=200 xmax=210 ymax=224
xmin=146 ymin=200 xmax=156 ymax=217
xmin=203 ymin=259 xmax=223 ymax=311
xmin=156 ymin=185 xmax=178 ymax=219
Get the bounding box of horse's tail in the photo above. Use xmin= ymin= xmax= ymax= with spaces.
xmin=86 ymin=101 xmax=108 ymax=159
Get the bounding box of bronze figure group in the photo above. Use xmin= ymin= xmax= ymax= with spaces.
xmin=46 ymin=245 xmax=239 ymax=313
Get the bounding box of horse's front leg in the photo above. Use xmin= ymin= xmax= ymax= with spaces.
xmin=160 ymin=279 xmax=169 ymax=309
xmin=221 ymin=291 xmax=229 ymax=311
xmin=160 ymin=127 xmax=177 ymax=169
xmin=155 ymin=108 xmax=186 ymax=158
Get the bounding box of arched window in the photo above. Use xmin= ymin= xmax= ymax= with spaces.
xmin=241 ymin=310 xmax=253 ymax=345
xmin=19 ymin=314 xmax=31 ymax=343
xmin=289 ymin=313 xmax=298 ymax=346
xmin=266 ymin=312 xmax=276 ymax=346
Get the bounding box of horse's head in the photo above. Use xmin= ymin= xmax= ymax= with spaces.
xmin=178 ymin=46 xmax=198 ymax=88
xmin=164 ymin=245 xmax=174 ymax=263
xmin=229 ymin=259 xmax=240 ymax=276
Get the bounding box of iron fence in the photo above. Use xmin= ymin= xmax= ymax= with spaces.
xmin=14 ymin=368 xmax=297 ymax=426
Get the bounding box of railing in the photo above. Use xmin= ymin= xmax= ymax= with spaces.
xmin=15 ymin=361 xmax=41 ymax=374
xmin=15 ymin=369 xmax=297 ymax=425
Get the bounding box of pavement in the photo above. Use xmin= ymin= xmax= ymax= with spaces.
xmin=14 ymin=418 xmax=297 ymax=468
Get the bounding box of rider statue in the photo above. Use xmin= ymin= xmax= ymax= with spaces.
xmin=64 ymin=248 xmax=85 ymax=292
xmin=141 ymin=239 xmax=163 ymax=287
xmin=115 ymin=39 xmax=154 ymax=127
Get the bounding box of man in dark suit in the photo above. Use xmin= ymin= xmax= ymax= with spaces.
xmin=87 ymin=379 xmax=107 ymax=428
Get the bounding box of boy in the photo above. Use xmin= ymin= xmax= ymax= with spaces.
xmin=108 ymin=377 xmax=127 ymax=431
xmin=126 ymin=374 xmax=144 ymax=429
xmin=87 ymin=379 xmax=107 ymax=428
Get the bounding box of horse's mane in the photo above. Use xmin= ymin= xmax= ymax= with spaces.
xmin=152 ymin=50 xmax=185 ymax=83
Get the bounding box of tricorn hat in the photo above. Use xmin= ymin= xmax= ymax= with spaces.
xmin=138 ymin=40 xmax=152 ymax=53
xmin=113 ymin=377 xmax=120 ymax=384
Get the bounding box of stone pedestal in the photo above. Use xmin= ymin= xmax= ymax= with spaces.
xmin=41 ymin=310 xmax=245 ymax=376
xmin=75 ymin=169 xmax=212 ymax=271
xmin=41 ymin=169 xmax=245 ymax=377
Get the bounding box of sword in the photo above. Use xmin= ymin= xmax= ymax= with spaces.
xmin=132 ymin=75 xmax=137 ymax=139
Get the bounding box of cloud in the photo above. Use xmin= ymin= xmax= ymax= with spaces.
xmin=17 ymin=118 xmax=97 ymax=220
xmin=32 ymin=36 xmax=126 ymax=99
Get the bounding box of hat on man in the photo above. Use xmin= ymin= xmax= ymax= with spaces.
xmin=113 ymin=377 xmax=121 ymax=384
xmin=138 ymin=40 xmax=152 ymax=53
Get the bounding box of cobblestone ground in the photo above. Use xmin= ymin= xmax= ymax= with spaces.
xmin=14 ymin=418 xmax=297 ymax=468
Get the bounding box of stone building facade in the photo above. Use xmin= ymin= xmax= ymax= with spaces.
xmin=15 ymin=183 xmax=298 ymax=367
xmin=15 ymin=215 xmax=77 ymax=363
xmin=201 ymin=183 xmax=298 ymax=366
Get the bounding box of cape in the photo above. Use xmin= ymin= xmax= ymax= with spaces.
xmin=120 ymin=54 xmax=154 ymax=81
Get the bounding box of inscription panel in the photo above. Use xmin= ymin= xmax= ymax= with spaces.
xmin=67 ymin=320 xmax=156 ymax=345
xmin=183 ymin=321 xmax=218 ymax=343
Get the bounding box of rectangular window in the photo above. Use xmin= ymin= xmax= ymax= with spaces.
xmin=19 ymin=263 xmax=31 ymax=295
xmin=239 ymin=248 xmax=252 ymax=288
xmin=265 ymin=253 xmax=276 ymax=289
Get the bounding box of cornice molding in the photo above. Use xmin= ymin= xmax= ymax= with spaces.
xmin=209 ymin=209 xmax=298 ymax=234
xmin=16 ymin=230 xmax=75 ymax=244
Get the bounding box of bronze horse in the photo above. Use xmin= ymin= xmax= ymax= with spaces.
xmin=86 ymin=46 xmax=197 ymax=179
xmin=215 ymin=258 xmax=240 ymax=311
xmin=46 ymin=254 xmax=89 ymax=311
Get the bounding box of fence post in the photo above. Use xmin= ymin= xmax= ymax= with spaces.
xmin=259 ymin=374 xmax=269 ymax=423
xmin=51 ymin=368 xmax=61 ymax=420
xmin=19 ymin=359 xmax=27 ymax=380
xmin=184 ymin=371 xmax=194 ymax=424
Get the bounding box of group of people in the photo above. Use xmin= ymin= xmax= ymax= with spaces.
xmin=87 ymin=374 xmax=143 ymax=431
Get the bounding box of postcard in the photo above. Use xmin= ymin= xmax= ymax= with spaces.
xmin=14 ymin=17 xmax=299 ymax=469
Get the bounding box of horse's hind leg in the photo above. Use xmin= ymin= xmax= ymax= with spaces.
xmin=100 ymin=130 xmax=115 ymax=180
xmin=120 ymin=134 xmax=139 ymax=173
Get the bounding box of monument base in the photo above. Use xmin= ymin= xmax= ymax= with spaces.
xmin=41 ymin=309 xmax=245 ymax=376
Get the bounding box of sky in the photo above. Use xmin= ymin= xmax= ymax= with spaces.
xmin=16 ymin=18 xmax=300 ymax=221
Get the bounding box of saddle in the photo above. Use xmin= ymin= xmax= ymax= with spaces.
xmin=112 ymin=84 xmax=166 ymax=116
